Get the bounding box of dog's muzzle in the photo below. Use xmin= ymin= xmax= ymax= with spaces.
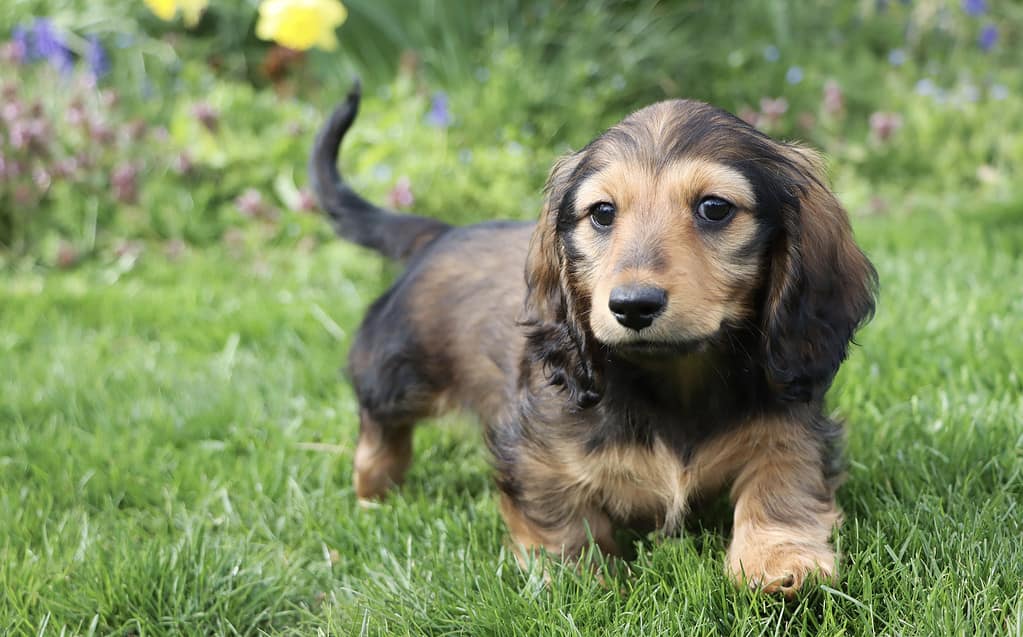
xmin=608 ymin=285 xmax=668 ymax=331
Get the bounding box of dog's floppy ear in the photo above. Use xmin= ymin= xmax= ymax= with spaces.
xmin=522 ymin=152 xmax=602 ymax=408
xmin=763 ymin=145 xmax=878 ymax=402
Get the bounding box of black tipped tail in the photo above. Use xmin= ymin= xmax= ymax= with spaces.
xmin=310 ymin=80 xmax=449 ymax=262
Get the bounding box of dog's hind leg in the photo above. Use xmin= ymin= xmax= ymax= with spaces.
xmin=353 ymin=408 xmax=414 ymax=502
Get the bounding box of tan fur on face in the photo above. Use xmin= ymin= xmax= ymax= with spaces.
xmin=570 ymin=158 xmax=764 ymax=347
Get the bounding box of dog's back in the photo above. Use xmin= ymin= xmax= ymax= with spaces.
xmin=309 ymin=85 xmax=537 ymax=498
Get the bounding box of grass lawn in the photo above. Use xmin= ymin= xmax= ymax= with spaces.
xmin=2 ymin=203 xmax=1022 ymax=635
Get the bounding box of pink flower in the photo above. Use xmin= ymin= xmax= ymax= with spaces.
xmin=797 ymin=112 xmax=817 ymax=132
xmin=100 ymin=90 xmax=120 ymax=109
xmin=235 ymin=188 xmax=267 ymax=217
xmin=1 ymin=100 xmax=22 ymax=123
xmin=823 ymin=80 xmax=844 ymax=116
xmin=387 ymin=176 xmax=414 ymax=209
xmin=295 ymin=188 xmax=318 ymax=212
xmin=113 ymin=239 xmax=143 ymax=259
xmin=32 ymin=166 xmax=51 ymax=191
xmin=171 ymin=152 xmax=194 ymax=176
xmin=89 ymin=121 xmax=116 ymax=145
xmin=869 ymin=111 xmax=903 ymax=142
xmin=13 ymin=183 xmax=34 ymax=206
xmin=191 ymin=102 xmax=220 ymax=133
xmin=53 ymin=157 xmax=80 ymax=179
xmin=164 ymin=238 xmax=187 ymax=260
xmin=56 ymin=241 xmax=78 ymax=268
xmin=126 ymin=119 xmax=148 ymax=141
xmin=111 ymin=163 xmax=140 ymax=204
xmin=758 ymin=97 xmax=788 ymax=126
xmin=66 ymin=103 xmax=87 ymax=127
xmin=738 ymin=106 xmax=760 ymax=127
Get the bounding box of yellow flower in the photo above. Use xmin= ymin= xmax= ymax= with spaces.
xmin=256 ymin=0 xmax=348 ymax=51
xmin=178 ymin=0 xmax=209 ymax=27
xmin=143 ymin=0 xmax=208 ymax=27
xmin=144 ymin=0 xmax=176 ymax=21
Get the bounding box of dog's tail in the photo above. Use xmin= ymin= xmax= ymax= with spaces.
xmin=309 ymin=80 xmax=450 ymax=262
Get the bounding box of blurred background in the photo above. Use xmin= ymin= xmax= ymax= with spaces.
xmin=1 ymin=0 xmax=1019 ymax=264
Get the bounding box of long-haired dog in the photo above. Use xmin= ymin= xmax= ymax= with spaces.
xmin=310 ymin=82 xmax=877 ymax=596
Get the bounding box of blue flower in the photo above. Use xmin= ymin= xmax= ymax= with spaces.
xmin=31 ymin=18 xmax=73 ymax=74
xmin=962 ymin=0 xmax=986 ymax=16
xmin=762 ymin=45 xmax=780 ymax=62
xmin=785 ymin=66 xmax=803 ymax=84
xmin=888 ymin=48 xmax=907 ymax=66
xmin=990 ymin=84 xmax=1009 ymax=100
xmin=426 ymin=91 xmax=452 ymax=128
xmin=978 ymin=24 xmax=998 ymax=51
xmin=914 ymin=78 xmax=936 ymax=96
xmin=86 ymin=35 xmax=110 ymax=79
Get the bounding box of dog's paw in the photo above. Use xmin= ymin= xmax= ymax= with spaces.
xmin=726 ymin=541 xmax=836 ymax=597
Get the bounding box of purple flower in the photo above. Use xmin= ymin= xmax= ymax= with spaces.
xmin=979 ymin=24 xmax=998 ymax=51
xmin=32 ymin=18 xmax=73 ymax=74
xmin=785 ymin=66 xmax=804 ymax=84
xmin=426 ymin=92 xmax=452 ymax=128
xmin=86 ymin=35 xmax=110 ymax=79
xmin=962 ymin=0 xmax=986 ymax=16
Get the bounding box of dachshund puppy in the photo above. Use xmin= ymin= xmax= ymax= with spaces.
xmin=310 ymin=82 xmax=876 ymax=596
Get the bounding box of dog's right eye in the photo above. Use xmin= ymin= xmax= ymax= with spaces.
xmin=589 ymin=202 xmax=616 ymax=229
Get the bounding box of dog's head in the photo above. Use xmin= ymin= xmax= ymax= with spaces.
xmin=523 ymin=100 xmax=877 ymax=406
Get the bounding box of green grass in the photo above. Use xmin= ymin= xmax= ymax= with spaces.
xmin=2 ymin=202 xmax=1022 ymax=635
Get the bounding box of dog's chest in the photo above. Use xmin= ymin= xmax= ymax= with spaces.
xmin=573 ymin=440 xmax=697 ymax=531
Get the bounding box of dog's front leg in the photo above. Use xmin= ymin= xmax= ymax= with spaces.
xmin=499 ymin=492 xmax=617 ymax=569
xmin=724 ymin=420 xmax=842 ymax=597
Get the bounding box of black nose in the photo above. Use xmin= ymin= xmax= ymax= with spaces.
xmin=608 ymin=285 xmax=667 ymax=331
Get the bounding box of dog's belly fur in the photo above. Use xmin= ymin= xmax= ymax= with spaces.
xmin=348 ymin=221 xmax=534 ymax=426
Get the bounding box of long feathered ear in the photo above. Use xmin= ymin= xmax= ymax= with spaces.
xmin=763 ymin=145 xmax=878 ymax=402
xmin=522 ymin=152 xmax=602 ymax=408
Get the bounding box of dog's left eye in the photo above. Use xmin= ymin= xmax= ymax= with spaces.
xmin=589 ymin=202 xmax=616 ymax=229
xmin=696 ymin=197 xmax=736 ymax=223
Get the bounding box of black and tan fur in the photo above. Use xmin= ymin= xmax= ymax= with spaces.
xmin=310 ymin=83 xmax=877 ymax=596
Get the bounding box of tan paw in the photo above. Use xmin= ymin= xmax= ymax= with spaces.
xmin=727 ymin=542 xmax=836 ymax=597
xmin=352 ymin=431 xmax=412 ymax=502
